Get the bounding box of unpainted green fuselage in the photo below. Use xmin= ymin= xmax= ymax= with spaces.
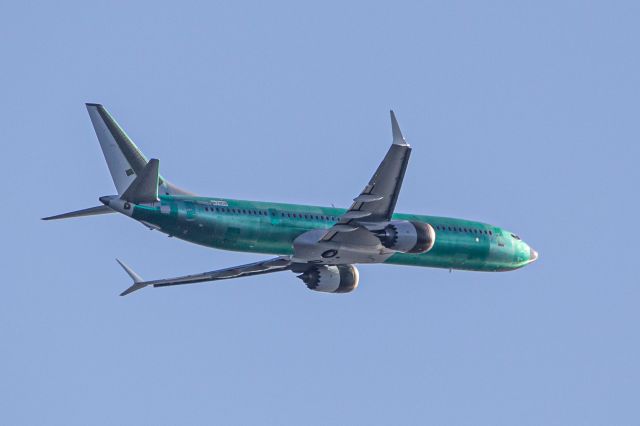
xmin=130 ymin=195 xmax=533 ymax=272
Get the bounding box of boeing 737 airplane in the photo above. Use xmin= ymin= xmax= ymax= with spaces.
xmin=44 ymin=104 xmax=538 ymax=296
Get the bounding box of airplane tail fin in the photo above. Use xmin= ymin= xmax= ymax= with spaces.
xmin=85 ymin=103 xmax=191 ymax=196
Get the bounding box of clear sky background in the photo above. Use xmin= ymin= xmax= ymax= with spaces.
xmin=1 ymin=1 xmax=638 ymax=425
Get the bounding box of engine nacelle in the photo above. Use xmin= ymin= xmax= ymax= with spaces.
xmin=296 ymin=265 xmax=359 ymax=293
xmin=376 ymin=220 xmax=436 ymax=254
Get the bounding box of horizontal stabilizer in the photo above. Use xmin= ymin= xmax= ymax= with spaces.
xmin=120 ymin=159 xmax=159 ymax=204
xmin=42 ymin=205 xmax=114 ymax=221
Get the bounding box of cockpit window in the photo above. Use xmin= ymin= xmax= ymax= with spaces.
xmin=511 ymin=234 xmax=521 ymax=240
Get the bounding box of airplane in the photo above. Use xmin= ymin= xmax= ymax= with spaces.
xmin=44 ymin=104 xmax=538 ymax=296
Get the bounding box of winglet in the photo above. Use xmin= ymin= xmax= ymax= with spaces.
xmin=120 ymin=159 xmax=160 ymax=204
xmin=390 ymin=110 xmax=407 ymax=146
xmin=116 ymin=259 xmax=149 ymax=296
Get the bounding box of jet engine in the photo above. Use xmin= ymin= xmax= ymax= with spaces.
xmin=375 ymin=220 xmax=436 ymax=254
xmin=296 ymin=265 xmax=359 ymax=293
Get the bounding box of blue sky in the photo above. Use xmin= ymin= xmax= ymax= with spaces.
xmin=1 ymin=1 xmax=639 ymax=424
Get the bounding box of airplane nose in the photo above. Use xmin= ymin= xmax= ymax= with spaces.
xmin=529 ymin=247 xmax=539 ymax=263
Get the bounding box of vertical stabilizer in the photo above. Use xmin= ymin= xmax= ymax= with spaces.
xmin=85 ymin=103 xmax=192 ymax=196
xmin=86 ymin=103 xmax=147 ymax=194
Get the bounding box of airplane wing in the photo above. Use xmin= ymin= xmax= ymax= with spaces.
xmin=117 ymin=256 xmax=294 ymax=296
xmin=321 ymin=110 xmax=412 ymax=243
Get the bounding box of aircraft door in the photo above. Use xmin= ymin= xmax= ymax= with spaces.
xmin=179 ymin=201 xmax=196 ymax=222
xmin=269 ymin=208 xmax=281 ymax=225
